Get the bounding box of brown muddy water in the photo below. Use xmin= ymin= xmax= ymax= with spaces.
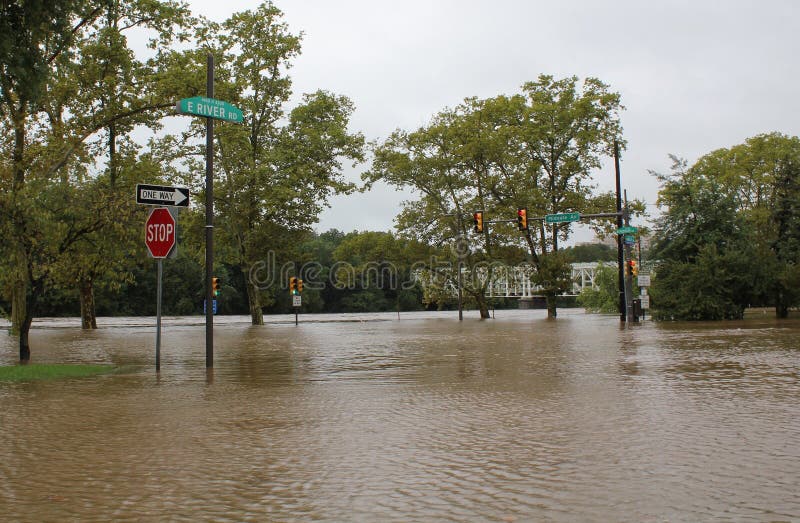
xmin=1 ymin=310 xmax=799 ymax=522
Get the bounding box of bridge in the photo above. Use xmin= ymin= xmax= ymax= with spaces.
xmin=484 ymin=262 xmax=609 ymax=298
xmin=416 ymin=262 xmax=611 ymax=298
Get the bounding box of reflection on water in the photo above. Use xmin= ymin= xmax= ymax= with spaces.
xmin=1 ymin=310 xmax=799 ymax=521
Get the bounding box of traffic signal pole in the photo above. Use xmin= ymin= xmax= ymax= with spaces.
xmin=614 ymin=141 xmax=626 ymax=323
xmin=205 ymin=54 xmax=214 ymax=369
xmin=623 ymin=190 xmax=636 ymax=323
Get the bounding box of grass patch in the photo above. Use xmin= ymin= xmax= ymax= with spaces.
xmin=0 ymin=364 xmax=123 ymax=382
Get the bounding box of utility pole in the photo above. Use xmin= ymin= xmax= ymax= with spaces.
xmin=614 ymin=141 xmax=625 ymax=322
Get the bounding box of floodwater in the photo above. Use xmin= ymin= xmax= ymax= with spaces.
xmin=1 ymin=310 xmax=798 ymax=522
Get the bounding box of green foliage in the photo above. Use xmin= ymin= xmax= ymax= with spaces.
xmin=563 ymin=243 xmax=617 ymax=263
xmin=649 ymin=134 xmax=800 ymax=320
xmin=367 ymin=75 xmax=625 ymax=317
xmin=577 ymin=264 xmax=618 ymax=313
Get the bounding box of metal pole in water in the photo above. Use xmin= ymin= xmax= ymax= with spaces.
xmin=205 ymin=53 xmax=214 ymax=368
xmin=614 ymin=141 xmax=625 ymax=322
xmin=156 ymin=258 xmax=163 ymax=372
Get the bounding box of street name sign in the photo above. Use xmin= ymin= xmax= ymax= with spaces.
xmin=136 ymin=184 xmax=190 ymax=207
xmin=176 ymin=96 xmax=243 ymax=123
xmin=145 ymin=208 xmax=177 ymax=258
xmin=545 ymin=212 xmax=581 ymax=224
xmin=616 ymin=226 xmax=638 ymax=234
xmin=624 ymin=234 xmax=636 ymax=245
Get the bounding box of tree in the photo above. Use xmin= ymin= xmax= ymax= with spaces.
xmin=367 ymin=107 xmax=496 ymax=318
xmin=163 ymin=2 xmax=365 ymax=325
xmin=477 ymin=75 xmax=624 ymax=317
xmin=368 ymin=75 xmax=624 ymax=318
xmin=676 ymin=133 xmax=800 ymax=317
xmin=577 ymin=264 xmax=618 ymax=313
xmin=0 ymin=0 xmax=192 ymax=360
xmin=649 ymin=157 xmax=765 ymax=320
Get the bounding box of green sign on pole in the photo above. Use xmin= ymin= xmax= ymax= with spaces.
xmin=545 ymin=212 xmax=581 ymax=224
xmin=176 ymin=96 xmax=243 ymax=123
xmin=616 ymin=226 xmax=638 ymax=234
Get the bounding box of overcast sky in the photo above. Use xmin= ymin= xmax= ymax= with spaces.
xmin=186 ymin=0 xmax=800 ymax=240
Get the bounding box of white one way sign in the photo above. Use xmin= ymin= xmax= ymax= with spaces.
xmin=136 ymin=183 xmax=190 ymax=207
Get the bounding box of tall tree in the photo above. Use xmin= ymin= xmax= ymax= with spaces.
xmin=368 ymin=76 xmax=624 ymax=318
xmin=683 ymin=133 xmax=800 ymax=317
xmin=164 ymin=2 xmax=365 ymax=325
xmin=649 ymin=157 xmax=766 ymax=320
xmin=0 ymin=0 xmax=191 ymax=360
xmin=368 ymin=108 xmax=496 ymax=318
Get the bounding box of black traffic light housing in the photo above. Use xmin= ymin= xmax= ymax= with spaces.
xmin=517 ymin=208 xmax=528 ymax=231
xmin=473 ymin=211 xmax=484 ymax=233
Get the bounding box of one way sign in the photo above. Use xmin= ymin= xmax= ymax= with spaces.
xmin=136 ymin=183 xmax=190 ymax=207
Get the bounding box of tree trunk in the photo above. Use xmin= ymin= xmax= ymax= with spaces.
xmin=10 ymin=277 xmax=25 ymax=336
xmin=246 ymin=278 xmax=264 ymax=325
xmin=776 ymin=289 xmax=789 ymax=319
xmin=478 ymin=297 xmax=491 ymax=319
xmin=546 ymin=292 xmax=558 ymax=319
xmin=79 ymin=278 xmax=98 ymax=329
xmin=19 ymin=312 xmax=32 ymax=363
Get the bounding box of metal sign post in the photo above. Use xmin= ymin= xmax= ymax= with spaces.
xmin=144 ymin=207 xmax=177 ymax=371
xmin=156 ymin=259 xmax=163 ymax=371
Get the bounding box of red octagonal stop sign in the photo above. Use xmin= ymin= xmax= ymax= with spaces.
xmin=145 ymin=207 xmax=176 ymax=258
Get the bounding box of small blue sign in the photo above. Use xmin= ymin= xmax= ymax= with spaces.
xmin=203 ymin=299 xmax=218 ymax=314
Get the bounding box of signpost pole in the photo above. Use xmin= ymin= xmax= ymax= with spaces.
xmin=156 ymin=258 xmax=163 ymax=371
xmin=614 ymin=141 xmax=626 ymax=322
xmin=623 ymin=191 xmax=637 ymax=323
xmin=205 ymin=53 xmax=214 ymax=369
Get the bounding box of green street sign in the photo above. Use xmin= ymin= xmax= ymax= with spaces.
xmin=616 ymin=226 xmax=638 ymax=234
xmin=176 ymin=96 xmax=243 ymax=123
xmin=545 ymin=212 xmax=581 ymax=224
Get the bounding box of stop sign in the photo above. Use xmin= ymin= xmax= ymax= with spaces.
xmin=145 ymin=207 xmax=177 ymax=258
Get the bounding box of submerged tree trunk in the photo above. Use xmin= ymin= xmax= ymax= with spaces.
xmin=79 ymin=277 xmax=98 ymax=329
xmin=775 ymin=288 xmax=789 ymax=319
xmin=546 ymin=292 xmax=558 ymax=319
xmin=246 ymin=278 xmax=264 ymax=325
xmin=477 ymin=296 xmax=491 ymax=319
xmin=10 ymin=278 xmax=25 ymax=336
xmin=19 ymin=312 xmax=32 ymax=362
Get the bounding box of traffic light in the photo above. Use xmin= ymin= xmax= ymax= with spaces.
xmin=631 ymin=260 xmax=638 ymax=277
xmin=517 ymin=208 xmax=528 ymax=231
xmin=289 ymin=276 xmax=298 ymax=295
xmin=626 ymin=260 xmax=634 ymax=277
xmin=473 ymin=211 xmax=484 ymax=233
xmin=212 ymin=277 xmax=221 ymax=296
xmin=297 ymin=279 xmax=304 ymax=293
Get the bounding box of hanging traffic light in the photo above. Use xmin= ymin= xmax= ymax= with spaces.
xmin=473 ymin=211 xmax=484 ymax=233
xmin=517 ymin=208 xmax=528 ymax=231
xmin=289 ymin=276 xmax=298 ymax=295
xmin=297 ymin=279 xmax=304 ymax=293
xmin=212 ymin=277 xmax=221 ymax=296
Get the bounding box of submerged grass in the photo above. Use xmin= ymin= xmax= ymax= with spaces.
xmin=0 ymin=364 xmax=125 ymax=382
